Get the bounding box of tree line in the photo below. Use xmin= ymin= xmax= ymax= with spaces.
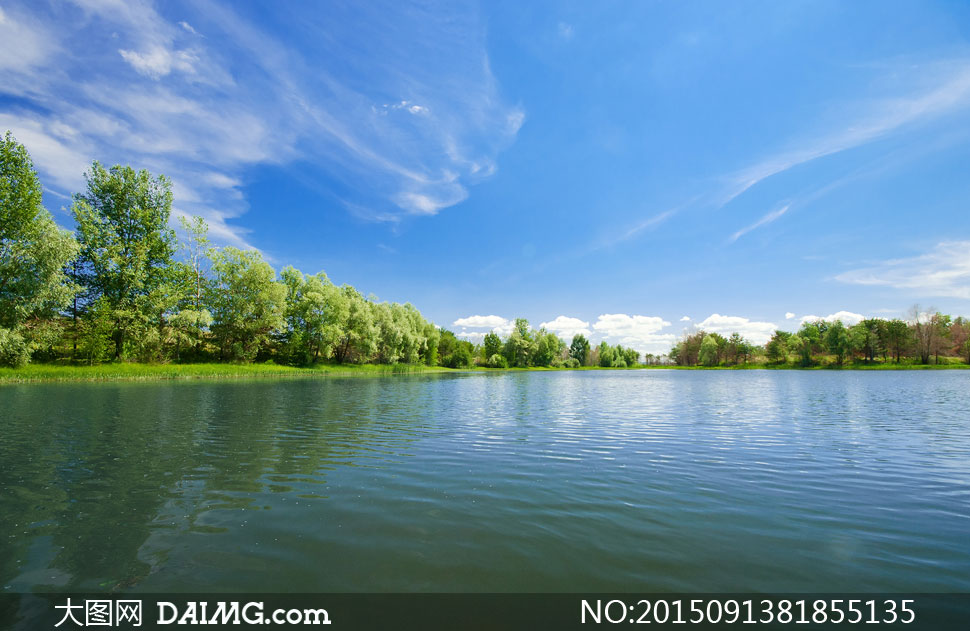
xmin=670 ymin=309 xmax=970 ymax=367
xmin=2 ymin=132 xmax=639 ymax=370
xmin=2 ymin=132 xmax=968 ymax=370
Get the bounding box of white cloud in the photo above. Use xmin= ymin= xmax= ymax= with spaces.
xmin=679 ymin=316 xmax=691 ymax=322
xmin=593 ymin=314 xmax=675 ymax=353
xmin=696 ymin=314 xmax=777 ymax=345
xmin=729 ymin=204 xmax=790 ymax=242
xmin=453 ymin=314 xmax=514 ymax=340
xmin=539 ymin=316 xmax=591 ymax=340
xmin=785 ymin=312 xmax=795 ymax=320
xmin=453 ymin=315 xmax=510 ymax=329
xmin=119 ymin=45 xmax=197 ymax=79
xmin=798 ymin=311 xmax=865 ymax=326
xmin=835 ymin=241 xmax=970 ymax=300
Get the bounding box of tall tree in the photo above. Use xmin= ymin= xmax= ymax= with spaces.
xmin=71 ymin=162 xmax=176 ymax=359
xmin=825 ymin=320 xmax=850 ymax=365
xmin=909 ymin=305 xmax=935 ymax=365
xmin=209 ymin=247 xmax=286 ymax=361
xmin=483 ymin=331 xmax=502 ymax=361
xmin=882 ymin=319 xmax=910 ymax=363
xmin=0 ymin=132 xmax=79 ymax=366
xmin=569 ymin=333 xmax=591 ymax=365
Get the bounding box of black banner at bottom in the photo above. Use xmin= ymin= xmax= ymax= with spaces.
xmin=2 ymin=593 xmax=968 ymax=630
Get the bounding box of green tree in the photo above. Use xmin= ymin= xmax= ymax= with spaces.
xmin=533 ymin=329 xmax=564 ymax=367
xmin=483 ymin=331 xmax=502 ymax=361
xmin=171 ymin=215 xmax=213 ymax=360
xmin=209 ymin=247 xmax=285 ymax=361
xmin=825 ymin=320 xmax=850 ymax=365
xmin=72 ymin=162 xmax=176 ymax=359
xmin=503 ymin=318 xmax=535 ymax=367
xmin=882 ymin=319 xmax=910 ymax=363
xmin=850 ymin=318 xmax=884 ymax=363
xmin=280 ymin=266 xmax=343 ymax=364
xmin=0 ymin=132 xmax=79 ymax=366
xmin=764 ymin=330 xmax=791 ymax=363
xmin=699 ymin=333 xmax=720 ymax=366
xmin=569 ymin=333 xmax=590 ymax=365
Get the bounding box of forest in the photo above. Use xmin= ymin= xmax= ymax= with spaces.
xmin=2 ymin=131 xmax=968 ymax=371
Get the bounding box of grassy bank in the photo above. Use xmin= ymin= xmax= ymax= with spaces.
xmin=3 ymin=360 xmax=968 ymax=384
xmin=0 ymin=362 xmax=448 ymax=384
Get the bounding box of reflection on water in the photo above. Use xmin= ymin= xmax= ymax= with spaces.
xmin=1 ymin=370 xmax=968 ymax=593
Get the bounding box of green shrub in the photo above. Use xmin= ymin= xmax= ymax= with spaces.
xmin=0 ymin=328 xmax=31 ymax=367
xmin=487 ymin=353 xmax=509 ymax=368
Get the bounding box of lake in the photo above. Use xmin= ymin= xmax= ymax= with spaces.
xmin=1 ymin=370 xmax=968 ymax=593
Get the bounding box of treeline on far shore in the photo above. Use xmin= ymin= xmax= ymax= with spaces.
xmin=3 ymin=131 xmax=969 ymax=372
xmin=669 ymin=311 xmax=970 ymax=368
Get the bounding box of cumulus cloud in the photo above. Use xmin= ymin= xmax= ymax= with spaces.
xmin=539 ymin=316 xmax=591 ymax=340
xmin=679 ymin=316 xmax=691 ymax=322
xmin=593 ymin=314 xmax=676 ymax=353
xmin=785 ymin=312 xmax=795 ymax=320
xmin=453 ymin=315 xmax=510 ymax=329
xmin=452 ymin=314 xmax=514 ymax=340
xmin=696 ymin=313 xmax=777 ymax=345
xmin=798 ymin=311 xmax=865 ymax=326
xmin=835 ymin=241 xmax=970 ymax=299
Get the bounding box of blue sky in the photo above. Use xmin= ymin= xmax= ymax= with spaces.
xmin=2 ymin=0 xmax=969 ymax=352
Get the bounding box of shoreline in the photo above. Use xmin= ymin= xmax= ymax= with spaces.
xmin=2 ymin=361 xmax=968 ymax=384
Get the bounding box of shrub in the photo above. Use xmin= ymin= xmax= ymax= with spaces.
xmin=487 ymin=353 xmax=509 ymax=368
xmin=0 ymin=328 xmax=31 ymax=367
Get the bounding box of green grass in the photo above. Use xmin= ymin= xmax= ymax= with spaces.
xmin=0 ymin=362 xmax=449 ymax=384
xmin=3 ymin=358 xmax=967 ymax=384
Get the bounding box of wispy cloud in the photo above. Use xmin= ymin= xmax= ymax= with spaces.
xmin=836 ymin=241 xmax=970 ymax=299
xmin=722 ymin=61 xmax=970 ymax=206
xmin=0 ymin=0 xmax=521 ymax=249
xmin=728 ymin=203 xmax=790 ymax=243
xmin=605 ymin=59 xmax=970 ymax=250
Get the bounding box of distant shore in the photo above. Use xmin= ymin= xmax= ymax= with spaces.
xmin=2 ymin=361 xmax=967 ymax=384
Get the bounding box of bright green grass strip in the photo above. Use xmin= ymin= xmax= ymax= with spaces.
xmin=0 ymin=362 xmax=450 ymax=384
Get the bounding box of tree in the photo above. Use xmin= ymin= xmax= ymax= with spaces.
xmin=794 ymin=321 xmax=825 ymax=365
xmin=533 ymin=329 xmax=564 ymax=367
xmin=503 ymin=318 xmax=535 ymax=367
xmin=597 ymin=341 xmax=614 ymax=367
xmin=825 ymin=320 xmax=850 ymax=365
xmin=171 ymin=215 xmax=213 ymax=360
xmin=0 ymin=132 xmax=79 ymax=366
xmin=850 ymin=318 xmax=885 ymax=363
xmin=209 ymin=247 xmax=286 ymax=361
xmin=909 ymin=305 xmax=935 ymax=364
xmin=699 ymin=334 xmax=720 ymax=366
xmin=931 ymin=313 xmax=951 ymax=364
xmin=882 ymin=319 xmax=910 ymax=363
xmin=280 ymin=266 xmax=343 ymax=364
xmin=765 ymin=330 xmax=790 ymax=363
xmin=483 ymin=331 xmax=502 ymax=361
xmin=72 ymin=162 xmax=177 ymax=359
xmin=569 ymin=333 xmax=590 ymax=366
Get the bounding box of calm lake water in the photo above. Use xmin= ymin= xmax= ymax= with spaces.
xmin=1 ymin=370 xmax=968 ymax=593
